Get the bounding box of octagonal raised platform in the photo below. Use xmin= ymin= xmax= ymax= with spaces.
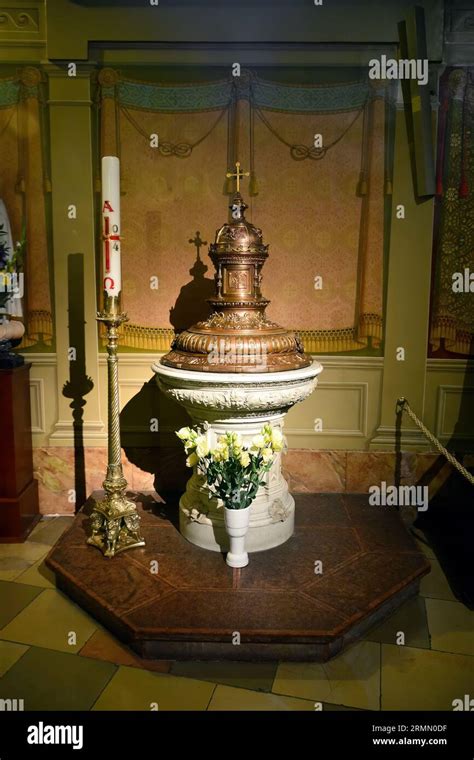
xmin=46 ymin=493 xmax=430 ymax=662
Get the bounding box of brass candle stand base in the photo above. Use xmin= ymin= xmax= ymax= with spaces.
xmin=87 ymin=487 xmax=145 ymax=559
xmin=88 ymin=295 xmax=145 ymax=558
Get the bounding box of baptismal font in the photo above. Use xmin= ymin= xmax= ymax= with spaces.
xmin=154 ymin=165 xmax=322 ymax=553
xmin=47 ymin=164 xmax=427 ymax=664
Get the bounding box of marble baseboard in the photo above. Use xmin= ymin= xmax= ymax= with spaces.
xmin=282 ymin=450 xmax=346 ymax=493
xmin=33 ymin=447 xmax=156 ymax=515
xmin=283 ymin=449 xmax=453 ymax=496
xmin=284 ymin=449 xmax=456 ymax=498
xmin=33 ymin=446 xmax=456 ymax=515
xmin=345 ymin=451 xmax=445 ymax=493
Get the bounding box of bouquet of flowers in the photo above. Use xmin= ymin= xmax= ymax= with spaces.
xmin=0 ymin=223 xmax=25 ymax=309
xmin=176 ymin=423 xmax=284 ymax=510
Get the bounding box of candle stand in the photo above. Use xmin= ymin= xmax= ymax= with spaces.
xmin=87 ymin=294 xmax=145 ymax=558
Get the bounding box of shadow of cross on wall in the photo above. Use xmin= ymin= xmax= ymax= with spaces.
xmin=169 ymin=231 xmax=215 ymax=333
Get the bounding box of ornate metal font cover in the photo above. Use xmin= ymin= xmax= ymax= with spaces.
xmin=161 ymin=190 xmax=311 ymax=373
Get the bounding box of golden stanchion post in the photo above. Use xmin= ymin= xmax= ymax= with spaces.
xmin=87 ymin=293 xmax=145 ymax=557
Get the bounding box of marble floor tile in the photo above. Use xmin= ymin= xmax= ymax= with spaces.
xmin=92 ymin=666 xmax=215 ymax=711
xmin=381 ymin=644 xmax=474 ymax=711
xmin=413 ymin=534 xmax=436 ymax=560
xmin=0 ymin=541 xmax=51 ymax=581
xmin=272 ymin=641 xmax=381 ymax=711
xmin=171 ymin=660 xmax=277 ymax=692
xmin=0 ymin=589 xmax=98 ymax=653
xmin=0 ymin=646 xmax=116 ymax=711
xmin=0 ymin=580 xmax=43 ymax=628
xmin=79 ymin=630 xmax=172 ymax=673
xmin=28 ymin=516 xmax=74 ymax=546
xmin=208 ymin=684 xmax=315 ymax=710
xmin=14 ymin=557 xmax=56 ymax=589
xmin=366 ymin=596 xmax=430 ymax=649
xmin=0 ymin=640 xmax=28 ymax=677
xmin=419 ymin=558 xmax=458 ymax=602
xmin=425 ymin=598 xmax=474 ymax=657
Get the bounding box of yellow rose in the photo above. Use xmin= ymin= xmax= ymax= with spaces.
xmin=176 ymin=427 xmax=192 ymax=440
xmin=271 ymin=429 xmax=284 ymax=451
xmin=214 ymin=442 xmax=229 ymax=461
xmin=186 ymin=452 xmax=198 ymax=468
xmin=261 ymin=447 xmax=273 ymax=464
xmin=196 ymin=435 xmax=210 ymax=458
xmin=240 ymin=451 xmax=250 ymax=467
xmin=251 ymin=434 xmax=265 ymax=449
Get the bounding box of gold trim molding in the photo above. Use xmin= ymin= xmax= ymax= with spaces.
xmin=99 ymin=318 xmax=383 ymax=355
xmin=0 ymin=8 xmax=39 ymax=32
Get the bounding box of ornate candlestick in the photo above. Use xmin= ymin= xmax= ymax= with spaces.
xmin=88 ymin=295 xmax=145 ymax=557
xmin=87 ymin=155 xmax=144 ymax=557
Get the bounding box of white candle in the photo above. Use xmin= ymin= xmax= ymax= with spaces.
xmin=101 ymin=156 xmax=121 ymax=297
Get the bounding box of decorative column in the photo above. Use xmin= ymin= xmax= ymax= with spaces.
xmin=47 ymin=65 xmax=105 ymax=446
xmin=370 ymin=83 xmax=436 ymax=450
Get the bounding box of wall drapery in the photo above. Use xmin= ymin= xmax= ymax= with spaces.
xmin=0 ymin=68 xmax=53 ymax=347
xmin=98 ymin=69 xmax=389 ymax=353
xmin=430 ymin=67 xmax=474 ymax=357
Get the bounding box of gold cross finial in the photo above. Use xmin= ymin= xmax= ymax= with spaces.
xmin=226 ymin=161 xmax=249 ymax=193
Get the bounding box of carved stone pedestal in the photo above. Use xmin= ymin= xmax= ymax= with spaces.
xmin=153 ymin=360 xmax=322 ymax=553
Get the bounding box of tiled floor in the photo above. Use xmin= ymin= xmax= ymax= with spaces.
xmin=0 ymin=515 xmax=473 ymax=711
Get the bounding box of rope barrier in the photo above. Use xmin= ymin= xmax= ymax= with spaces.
xmin=397 ymin=397 xmax=474 ymax=486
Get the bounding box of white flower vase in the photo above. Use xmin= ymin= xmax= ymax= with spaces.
xmin=224 ymin=505 xmax=251 ymax=568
